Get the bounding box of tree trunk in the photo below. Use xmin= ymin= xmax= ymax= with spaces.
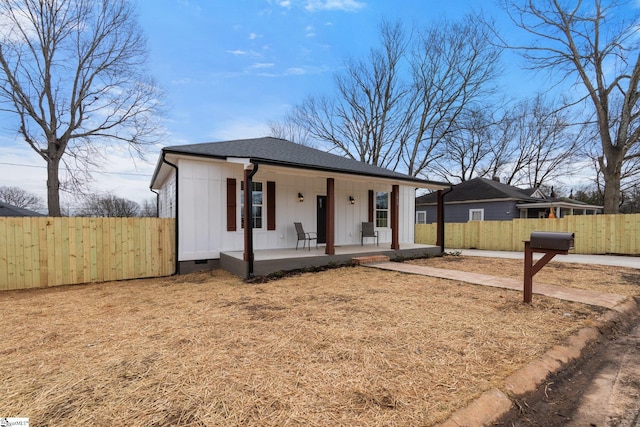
xmin=47 ymin=156 xmax=62 ymax=216
xmin=602 ymin=170 xmax=621 ymax=214
xmin=600 ymin=154 xmax=622 ymax=214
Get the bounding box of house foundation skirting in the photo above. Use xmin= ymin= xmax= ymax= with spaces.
xmin=178 ymin=258 xmax=221 ymax=274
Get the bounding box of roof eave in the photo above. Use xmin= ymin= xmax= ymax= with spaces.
xmin=153 ymin=149 xmax=450 ymax=189
xmin=417 ymin=197 xmax=525 ymax=206
xmin=516 ymin=201 xmax=603 ymax=209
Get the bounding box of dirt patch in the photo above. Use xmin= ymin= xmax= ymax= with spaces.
xmin=0 ymin=258 xmax=636 ymax=426
xmin=494 ymin=298 xmax=640 ymax=426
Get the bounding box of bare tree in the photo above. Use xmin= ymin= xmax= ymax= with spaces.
xmin=520 ymin=98 xmax=581 ymax=187
xmin=0 ymin=185 xmax=44 ymax=211
xmin=286 ymin=20 xmax=410 ymax=169
xmin=500 ymin=0 xmax=640 ymax=213
xmin=0 ymin=0 xmax=163 ymax=216
xmin=78 ymin=194 xmax=140 ymax=217
xmin=275 ymin=15 xmax=502 ymax=177
xmin=481 ymin=108 xmax=520 ymax=184
xmin=499 ymin=95 xmax=582 ymax=187
xmin=402 ymin=14 xmax=502 ymax=178
xmin=430 ymin=93 xmax=579 ymax=187
xmin=431 ymin=108 xmax=495 ymax=182
xmin=267 ymin=114 xmax=313 ymax=147
xmin=139 ymin=198 xmax=157 ymax=217
xmin=620 ymin=183 xmax=640 ymax=213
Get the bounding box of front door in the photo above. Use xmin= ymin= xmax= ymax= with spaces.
xmin=316 ymin=195 xmax=327 ymax=244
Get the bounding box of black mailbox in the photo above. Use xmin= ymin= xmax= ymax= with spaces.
xmin=529 ymin=231 xmax=574 ymax=251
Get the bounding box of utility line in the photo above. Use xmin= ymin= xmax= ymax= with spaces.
xmin=0 ymin=161 xmax=152 ymax=177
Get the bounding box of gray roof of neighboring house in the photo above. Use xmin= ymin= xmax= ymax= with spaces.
xmin=153 ymin=137 xmax=448 ymax=188
xmin=416 ymin=177 xmax=603 ymax=210
xmin=416 ymin=177 xmax=536 ymax=205
xmin=0 ymin=202 xmax=45 ymax=217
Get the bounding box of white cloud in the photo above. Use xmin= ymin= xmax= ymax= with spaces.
xmin=226 ymin=49 xmax=248 ymax=56
xmin=286 ymin=67 xmax=306 ymax=75
xmin=305 ymin=25 xmax=316 ymax=37
xmin=0 ymin=5 xmax=38 ymax=42
xmin=304 ymin=0 xmax=366 ymax=12
xmin=248 ymin=32 xmax=260 ymax=40
xmin=226 ymin=49 xmax=263 ymax=58
xmin=250 ymin=62 xmax=275 ymax=69
xmin=278 ymin=0 xmax=292 ymax=8
xmin=255 ymin=64 xmax=331 ymax=78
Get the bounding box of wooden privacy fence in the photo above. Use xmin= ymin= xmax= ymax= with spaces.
xmin=0 ymin=217 xmax=175 ymax=292
xmin=416 ymin=214 xmax=640 ymax=255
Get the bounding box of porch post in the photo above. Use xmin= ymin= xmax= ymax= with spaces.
xmin=325 ymin=178 xmax=335 ymax=255
xmin=391 ymin=184 xmax=399 ymax=250
xmin=243 ymin=164 xmax=259 ymax=278
xmin=243 ymin=169 xmax=251 ymax=263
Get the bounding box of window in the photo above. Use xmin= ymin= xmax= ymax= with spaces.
xmin=416 ymin=211 xmax=426 ymax=224
xmin=240 ymin=181 xmax=263 ymax=229
xmin=469 ymin=208 xmax=484 ymax=221
xmin=376 ymin=191 xmax=389 ymax=227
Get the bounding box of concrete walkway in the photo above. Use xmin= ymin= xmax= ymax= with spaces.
xmin=450 ymin=249 xmax=640 ymax=269
xmin=369 ymin=262 xmax=628 ymax=310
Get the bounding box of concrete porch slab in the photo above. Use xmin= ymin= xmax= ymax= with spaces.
xmin=220 ymin=244 xmax=440 ymax=277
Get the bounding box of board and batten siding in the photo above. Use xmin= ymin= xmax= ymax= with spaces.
xmin=156 ymin=157 xmax=420 ymax=262
xmin=157 ymin=170 xmax=176 ymax=218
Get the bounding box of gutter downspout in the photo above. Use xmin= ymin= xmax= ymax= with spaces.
xmin=149 ymin=188 xmax=160 ymax=218
xmin=439 ymin=186 xmax=453 ymax=254
xmin=161 ymin=152 xmax=179 ymax=275
xmin=244 ymin=162 xmax=259 ymax=279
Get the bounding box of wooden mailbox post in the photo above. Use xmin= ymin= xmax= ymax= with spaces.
xmin=523 ymin=232 xmax=575 ymax=304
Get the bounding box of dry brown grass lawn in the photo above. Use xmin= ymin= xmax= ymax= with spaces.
xmin=1 ymin=257 xmax=637 ymax=426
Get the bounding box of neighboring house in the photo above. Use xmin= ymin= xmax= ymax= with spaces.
xmin=0 ymin=202 xmax=45 ymax=217
xmin=415 ymin=177 xmax=602 ymax=224
xmin=150 ymin=137 xmax=449 ymax=275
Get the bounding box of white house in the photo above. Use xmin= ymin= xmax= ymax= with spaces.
xmin=150 ymin=137 xmax=449 ymax=277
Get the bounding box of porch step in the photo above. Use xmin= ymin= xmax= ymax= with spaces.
xmin=352 ymin=255 xmax=390 ymax=265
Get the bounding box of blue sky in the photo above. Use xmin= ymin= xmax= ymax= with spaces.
xmin=0 ymin=0 xmax=536 ymax=208
xmin=136 ymin=0 xmax=507 ymax=143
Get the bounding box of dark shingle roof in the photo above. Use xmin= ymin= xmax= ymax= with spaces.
xmin=416 ymin=177 xmax=538 ymax=205
xmin=158 ymin=137 xmax=448 ymax=187
xmin=0 ymin=202 xmax=45 ymax=217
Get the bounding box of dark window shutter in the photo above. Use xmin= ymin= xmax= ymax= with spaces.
xmin=368 ymin=190 xmax=374 ymax=222
xmin=227 ymin=178 xmax=237 ymax=231
xmin=267 ymin=181 xmax=276 ymax=230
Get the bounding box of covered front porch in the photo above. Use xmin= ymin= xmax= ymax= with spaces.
xmin=221 ymin=243 xmax=440 ymax=277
